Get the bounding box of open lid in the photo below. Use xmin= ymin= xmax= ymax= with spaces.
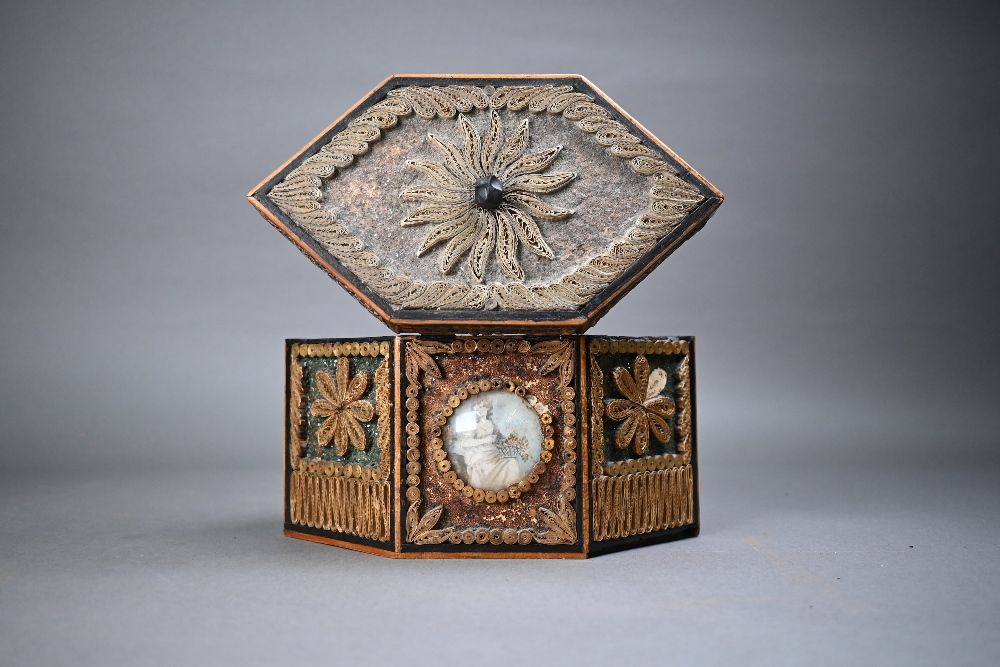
xmin=248 ymin=75 xmax=723 ymax=334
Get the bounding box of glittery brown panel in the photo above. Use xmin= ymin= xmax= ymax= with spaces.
xmin=420 ymin=351 xmax=566 ymax=529
xmin=402 ymin=337 xmax=579 ymax=547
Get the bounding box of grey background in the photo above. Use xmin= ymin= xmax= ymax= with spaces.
xmin=1 ymin=1 xmax=997 ymax=665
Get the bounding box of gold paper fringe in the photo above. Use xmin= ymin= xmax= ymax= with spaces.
xmin=289 ymin=471 xmax=391 ymax=542
xmin=592 ymin=465 xmax=694 ymax=541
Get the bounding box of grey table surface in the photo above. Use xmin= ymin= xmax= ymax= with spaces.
xmin=2 ymin=463 xmax=996 ymax=666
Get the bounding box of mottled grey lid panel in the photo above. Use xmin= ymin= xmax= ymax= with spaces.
xmin=328 ymin=109 xmax=650 ymax=288
xmin=251 ymin=75 xmax=722 ymax=333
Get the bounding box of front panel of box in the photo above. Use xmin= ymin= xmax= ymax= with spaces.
xmin=399 ymin=337 xmax=583 ymax=556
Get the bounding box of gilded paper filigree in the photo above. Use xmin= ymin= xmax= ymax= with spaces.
xmin=402 ymin=112 xmax=574 ymax=282
xmin=310 ymin=358 xmax=375 ymax=456
xmin=606 ymin=354 xmax=675 ymax=456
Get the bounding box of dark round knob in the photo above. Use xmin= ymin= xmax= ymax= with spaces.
xmin=473 ymin=175 xmax=504 ymax=210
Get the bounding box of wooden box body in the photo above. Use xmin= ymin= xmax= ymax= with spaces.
xmin=285 ymin=335 xmax=697 ymax=558
xmin=249 ymin=74 xmax=721 ymax=557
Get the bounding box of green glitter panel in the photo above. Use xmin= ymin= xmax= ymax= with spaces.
xmin=594 ymin=348 xmax=686 ymax=463
xmin=299 ymin=354 xmax=385 ymax=468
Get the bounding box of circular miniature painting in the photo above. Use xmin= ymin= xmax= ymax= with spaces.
xmin=443 ymin=389 xmax=544 ymax=492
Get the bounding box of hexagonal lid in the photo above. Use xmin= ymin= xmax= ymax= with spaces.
xmin=248 ymin=75 xmax=722 ymax=334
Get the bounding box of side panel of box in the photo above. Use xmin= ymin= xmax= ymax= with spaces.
xmin=585 ymin=336 xmax=699 ymax=556
xmin=284 ymin=338 xmax=397 ymax=555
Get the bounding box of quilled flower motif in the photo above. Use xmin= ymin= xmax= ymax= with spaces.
xmin=606 ymin=355 xmax=675 ymax=456
xmin=401 ymin=111 xmax=576 ymax=282
xmin=310 ymin=359 xmax=375 ymax=456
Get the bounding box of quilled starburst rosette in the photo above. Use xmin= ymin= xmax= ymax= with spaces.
xmin=250 ymin=75 xmax=722 ymax=335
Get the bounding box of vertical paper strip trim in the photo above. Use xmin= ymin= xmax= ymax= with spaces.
xmin=591 ymin=464 xmax=693 ymax=541
xmin=289 ymin=471 xmax=392 ymax=542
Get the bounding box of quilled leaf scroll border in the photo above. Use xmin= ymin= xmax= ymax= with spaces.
xmin=267 ymin=82 xmax=706 ymax=312
xmin=403 ymin=337 xmax=579 ymax=547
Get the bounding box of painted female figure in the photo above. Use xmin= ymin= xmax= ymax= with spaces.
xmin=456 ymin=400 xmax=525 ymax=492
